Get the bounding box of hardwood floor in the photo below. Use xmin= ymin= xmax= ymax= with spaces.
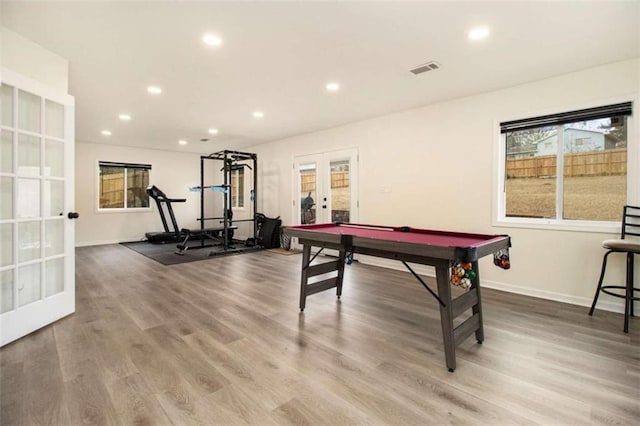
xmin=1 ymin=244 xmax=638 ymax=425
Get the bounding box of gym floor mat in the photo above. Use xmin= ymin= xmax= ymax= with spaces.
xmin=120 ymin=240 xmax=261 ymax=265
xmin=267 ymin=248 xmax=301 ymax=255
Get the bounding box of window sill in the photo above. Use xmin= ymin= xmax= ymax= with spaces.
xmin=493 ymin=217 xmax=619 ymax=234
xmin=96 ymin=207 xmax=153 ymax=214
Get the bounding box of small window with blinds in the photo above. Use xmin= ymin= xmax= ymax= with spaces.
xmin=98 ymin=161 xmax=151 ymax=209
xmin=500 ymin=102 xmax=632 ymax=222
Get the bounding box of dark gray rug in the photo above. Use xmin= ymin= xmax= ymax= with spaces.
xmin=120 ymin=240 xmax=262 ymax=265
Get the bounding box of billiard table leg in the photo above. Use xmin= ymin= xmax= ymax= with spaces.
xmin=299 ymin=244 xmax=311 ymax=311
xmin=436 ymin=264 xmax=456 ymax=372
xmin=471 ymin=261 xmax=484 ymax=343
xmin=336 ymin=250 xmax=347 ymax=299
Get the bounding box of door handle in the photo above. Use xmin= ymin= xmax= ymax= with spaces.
xmin=67 ymin=212 xmax=80 ymax=219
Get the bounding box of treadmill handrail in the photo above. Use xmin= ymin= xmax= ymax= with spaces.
xmin=156 ymin=197 xmax=186 ymax=203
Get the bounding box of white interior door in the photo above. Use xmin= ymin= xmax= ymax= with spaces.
xmin=0 ymin=70 xmax=76 ymax=347
xmin=292 ymin=148 xmax=358 ymax=250
xmin=323 ymin=149 xmax=358 ymax=224
xmin=294 ymin=153 xmax=323 ymax=225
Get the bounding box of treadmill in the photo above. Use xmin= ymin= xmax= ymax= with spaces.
xmin=145 ymin=185 xmax=186 ymax=243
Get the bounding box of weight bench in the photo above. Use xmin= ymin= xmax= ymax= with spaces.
xmin=175 ymin=226 xmax=238 ymax=255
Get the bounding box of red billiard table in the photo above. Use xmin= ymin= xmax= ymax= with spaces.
xmin=283 ymin=222 xmax=511 ymax=372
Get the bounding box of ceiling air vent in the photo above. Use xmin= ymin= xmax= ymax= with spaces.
xmin=410 ymin=61 xmax=441 ymax=75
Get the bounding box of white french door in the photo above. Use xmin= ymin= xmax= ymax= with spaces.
xmin=293 ymin=148 xmax=358 ymax=248
xmin=0 ymin=70 xmax=76 ymax=347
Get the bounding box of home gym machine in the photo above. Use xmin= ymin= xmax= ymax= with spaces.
xmin=175 ymin=150 xmax=262 ymax=256
xmin=145 ymin=185 xmax=186 ymax=243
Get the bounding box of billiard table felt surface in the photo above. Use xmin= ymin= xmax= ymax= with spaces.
xmin=286 ymin=223 xmax=506 ymax=248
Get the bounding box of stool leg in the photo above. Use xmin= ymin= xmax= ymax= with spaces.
xmin=629 ymin=253 xmax=635 ymax=318
xmin=623 ymin=253 xmax=633 ymax=333
xmin=590 ymin=250 xmax=613 ymax=316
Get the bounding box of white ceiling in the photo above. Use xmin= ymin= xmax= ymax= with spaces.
xmin=2 ymin=1 xmax=638 ymax=154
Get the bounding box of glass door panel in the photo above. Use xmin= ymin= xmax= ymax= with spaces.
xmin=1 ymin=84 xmax=13 ymax=127
xmin=44 ymin=220 xmax=64 ymax=256
xmin=0 ymin=270 xmax=13 ymax=314
xmin=17 ymin=90 xmax=41 ymax=133
xmin=18 ymin=133 xmax=40 ymax=176
xmin=43 ymin=180 xmax=64 ymax=217
xmin=17 ymin=179 xmax=40 ymax=218
xmin=44 ymin=139 xmax=64 ymax=177
xmin=323 ymin=149 xmax=358 ymax=226
xmin=0 ymin=177 xmax=13 ymax=219
xmin=17 ymin=263 xmax=40 ymax=307
xmin=1 ymin=130 xmax=13 ymax=172
xmin=17 ymin=221 xmax=41 ymax=262
xmin=299 ymin=163 xmax=318 ymax=224
xmin=45 ymin=258 xmax=64 ymax=297
xmin=0 ymin=224 xmax=13 ymax=267
xmin=329 ymin=159 xmax=351 ymax=222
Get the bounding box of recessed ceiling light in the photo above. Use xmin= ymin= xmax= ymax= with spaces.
xmin=253 ymin=111 xmax=264 ymax=119
xmin=147 ymin=86 xmax=162 ymax=94
xmin=118 ymin=114 xmax=131 ymax=121
xmin=468 ymin=26 xmax=490 ymax=40
xmin=178 ymin=140 xmax=188 ymax=145
xmin=326 ymin=82 xmax=340 ymax=92
xmin=202 ymin=33 xmax=222 ymax=47
xmin=101 ymin=130 xmax=112 ymax=136
xmin=208 ymin=128 xmax=219 ymax=135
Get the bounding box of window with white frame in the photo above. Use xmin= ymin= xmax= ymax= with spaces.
xmin=98 ymin=161 xmax=150 ymax=209
xmin=499 ymin=102 xmax=632 ymax=223
xmin=231 ymin=167 xmax=245 ymax=208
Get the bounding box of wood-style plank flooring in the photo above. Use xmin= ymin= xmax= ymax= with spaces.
xmin=1 ymin=244 xmax=639 ymax=425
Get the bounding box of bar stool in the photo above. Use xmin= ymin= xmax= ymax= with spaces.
xmin=589 ymin=205 xmax=640 ymax=332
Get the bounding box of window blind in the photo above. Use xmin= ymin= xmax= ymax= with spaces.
xmin=98 ymin=161 xmax=152 ymax=170
xmin=500 ymin=102 xmax=633 ymax=133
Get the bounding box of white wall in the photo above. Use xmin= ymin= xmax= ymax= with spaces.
xmin=250 ymin=59 xmax=640 ymax=312
xmin=1 ymin=28 xmax=69 ymax=93
xmin=75 ymin=142 xmax=206 ymax=246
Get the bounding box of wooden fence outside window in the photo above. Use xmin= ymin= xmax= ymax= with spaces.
xmin=506 ymin=148 xmax=627 ymax=179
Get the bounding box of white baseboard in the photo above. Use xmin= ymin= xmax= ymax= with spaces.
xmin=76 ymin=237 xmax=144 ymax=247
xmin=357 ymin=256 xmax=628 ymax=314
xmin=480 ymin=278 xmax=627 ymax=314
